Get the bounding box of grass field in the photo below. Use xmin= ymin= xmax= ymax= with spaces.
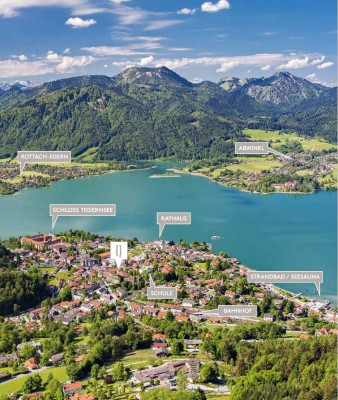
xmin=38 ymin=266 xmax=57 ymax=274
xmin=75 ymin=147 xmax=99 ymax=163
xmin=226 ymin=158 xmax=280 ymax=173
xmin=0 ymin=366 xmax=69 ymax=396
xmin=243 ymin=129 xmax=336 ymax=151
xmin=296 ymin=169 xmax=314 ymax=177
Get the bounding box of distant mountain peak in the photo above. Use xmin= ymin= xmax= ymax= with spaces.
xmin=219 ymin=71 xmax=330 ymax=106
xmin=116 ymin=66 xmax=192 ymax=87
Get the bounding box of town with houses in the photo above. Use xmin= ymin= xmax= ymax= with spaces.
xmin=0 ymin=231 xmax=336 ymax=400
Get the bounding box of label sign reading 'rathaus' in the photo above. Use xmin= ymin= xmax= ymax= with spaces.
xmin=157 ymin=212 xmax=191 ymax=237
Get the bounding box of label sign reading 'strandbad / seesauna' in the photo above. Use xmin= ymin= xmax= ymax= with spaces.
xmin=50 ymin=204 xmax=116 ymax=229
xmin=247 ymin=271 xmax=324 ymax=295
xmin=18 ymin=151 xmax=71 ymax=174
xmin=157 ymin=212 xmax=191 ymax=237
xmin=147 ymin=275 xmax=177 ymax=300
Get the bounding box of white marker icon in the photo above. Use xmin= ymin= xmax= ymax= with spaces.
xmin=110 ymin=241 xmax=128 ymax=267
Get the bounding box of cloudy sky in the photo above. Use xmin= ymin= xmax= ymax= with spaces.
xmin=0 ymin=0 xmax=336 ymax=85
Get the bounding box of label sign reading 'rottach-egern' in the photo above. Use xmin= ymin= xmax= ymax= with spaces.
xmin=18 ymin=151 xmax=71 ymax=173
xmin=147 ymin=275 xmax=177 ymax=300
xmin=247 ymin=271 xmax=324 ymax=295
xmin=157 ymin=212 xmax=191 ymax=237
xmin=50 ymin=204 xmax=116 ymax=229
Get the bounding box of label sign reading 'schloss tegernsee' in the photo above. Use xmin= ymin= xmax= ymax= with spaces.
xmin=18 ymin=151 xmax=71 ymax=174
xmin=247 ymin=271 xmax=324 ymax=295
xmin=50 ymin=204 xmax=116 ymax=229
xmin=157 ymin=212 xmax=191 ymax=237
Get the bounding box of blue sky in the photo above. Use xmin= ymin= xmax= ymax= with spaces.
xmin=0 ymin=0 xmax=336 ymax=85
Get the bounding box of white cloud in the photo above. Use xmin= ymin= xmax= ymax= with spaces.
xmin=216 ymin=60 xmax=239 ymax=72
xmin=110 ymin=0 xmax=129 ymax=3
xmin=277 ymin=55 xmax=332 ymax=70
xmin=168 ymin=47 xmax=193 ymax=51
xmin=111 ymin=5 xmax=156 ymax=25
xmin=139 ymin=55 xmax=154 ymax=66
xmin=11 ymin=54 xmax=28 ymax=61
xmin=309 ymin=56 xmax=325 ymax=66
xmin=0 ymin=59 xmax=53 ymax=77
xmin=192 ymin=77 xmax=203 ymax=83
xmin=306 ymin=73 xmax=337 ymax=87
xmin=0 ymin=0 xmax=105 ymax=18
xmin=261 ymin=64 xmax=271 ymax=71
xmin=306 ymin=73 xmax=317 ymax=81
xmin=55 ymin=55 xmax=95 ymax=72
xmin=0 ymin=51 xmax=96 ymax=78
xmin=262 ymin=32 xmax=276 ymax=36
xmin=65 ymin=17 xmax=96 ymax=28
xmin=276 ymin=57 xmax=310 ymax=69
xmin=201 ymin=0 xmax=230 ymax=13
xmin=153 ymin=53 xmax=287 ymax=71
xmin=145 ymin=20 xmax=183 ymax=31
xmin=46 ymin=50 xmax=60 ymax=60
xmin=317 ymin=61 xmax=334 ymax=69
xmin=82 ymin=46 xmax=147 ymax=56
xmin=177 ymin=8 xmax=197 ymax=15
xmin=63 ymin=48 xmax=71 ymax=54
xmin=104 ymin=64 xmax=108 ymax=68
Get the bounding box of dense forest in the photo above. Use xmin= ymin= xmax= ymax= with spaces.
xmin=0 ymin=270 xmax=49 ymax=315
xmin=228 ymin=336 xmax=337 ymax=400
xmin=0 ymin=67 xmax=336 ymax=160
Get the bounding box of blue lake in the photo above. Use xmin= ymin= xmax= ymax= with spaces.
xmin=0 ymin=163 xmax=336 ymax=303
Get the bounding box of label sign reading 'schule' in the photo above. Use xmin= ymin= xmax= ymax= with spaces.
xmin=147 ymin=275 xmax=177 ymax=300
xmin=247 ymin=271 xmax=324 ymax=295
xmin=18 ymin=151 xmax=71 ymax=174
xmin=157 ymin=212 xmax=191 ymax=237
xmin=50 ymin=204 xmax=116 ymax=229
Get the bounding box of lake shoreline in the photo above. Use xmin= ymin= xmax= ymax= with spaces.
xmin=168 ymin=168 xmax=324 ymax=195
xmin=0 ymin=164 xmax=156 ymax=197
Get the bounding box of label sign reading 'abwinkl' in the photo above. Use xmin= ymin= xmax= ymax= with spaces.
xmin=235 ymin=142 xmax=292 ymax=159
xmin=18 ymin=151 xmax=71 ymax=174
xmin=235 ymin=142 xmax=269 ymax=155
xmin=157 ymin=212 xmax=191 ymax=237
xmin=50 ymin=204 xmax=116 ymax=229
xmin=247 ymin=271 xmax=324 ymax=295
xmin=147 ymin=275 xmax=177 ymax=300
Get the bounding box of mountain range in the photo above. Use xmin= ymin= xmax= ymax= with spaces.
xmin=0 ymin=67 xmax=336 ymax=160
